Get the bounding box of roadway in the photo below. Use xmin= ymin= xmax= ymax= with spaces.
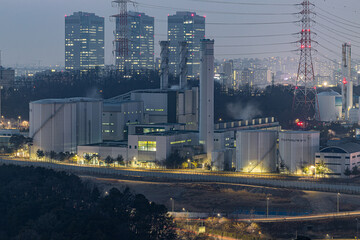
xmin=174 ymin=211 xmax=360 ymax=223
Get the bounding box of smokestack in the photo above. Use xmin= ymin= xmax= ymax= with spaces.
xmin=199 ymin=39 xmax=215 ymax=161
xmin=160 ymin=41 xmax=170 ymax=90
xmin=342 ymin=43 xmax=352 ymax=120
xmin=179 ymin=41 xmax=188 ymax=89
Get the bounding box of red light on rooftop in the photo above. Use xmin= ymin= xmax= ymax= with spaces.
xmin=138 ymin=14 xmax=141 ymax=17
xmin=204 ymin=15 xmax=206 ymax=18
xmin=65 ymin=15 xmax=67 ymax=17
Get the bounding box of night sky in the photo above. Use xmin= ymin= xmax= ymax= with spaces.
xmin=0 ymin=0 xmax=359 ymax=67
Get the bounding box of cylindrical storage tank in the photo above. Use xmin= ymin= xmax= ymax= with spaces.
xmin=316 ymin=90 xmax=342 ymax=122
xmin=236 ymin=130 xmax=277 ymax=173
xmin=279 ymin=131 xmax=320 ymax=174
xmin=30 ymin=98 xmax=102 ymax=155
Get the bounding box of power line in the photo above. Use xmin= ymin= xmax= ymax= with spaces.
xmin=136 ymin=2 xmax=298 ymax=16
xmin=316 ymin=15 xmax=360 ymax=36
xmin=316 ymin=6 xmax=359 ymax=27
xmin=314 ymin=28 xmax=360 ymax=47
xmin=155 ymin=19 xmax=299 ymax=26
xmin=209 ymin=33 xmax=297 ymax=38
xmin=215 ymin=49 xmax=297 ymax=56
xmin=316 ymin=22 xmax=360 ymax=42
xmin=216 ymin=42 xmax=297 ymax=47
xmin=316 ymin=12 xmax=360 ymax=30
xmin=191 ymin=0 xmax=297 ymax=6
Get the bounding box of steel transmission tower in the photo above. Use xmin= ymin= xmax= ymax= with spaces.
xmin=293 ymin=0 xmax=319 ymax=120
xmin=112 ymin=0 xmax=129 ymax=72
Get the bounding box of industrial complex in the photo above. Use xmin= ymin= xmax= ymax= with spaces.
xmin=28 ymin=39 xmax=329 ymax=176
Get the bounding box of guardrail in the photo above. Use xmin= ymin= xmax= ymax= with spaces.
xmin=1 ymin=158 xmax=360 ymax=195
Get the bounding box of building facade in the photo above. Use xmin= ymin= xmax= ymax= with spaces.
xmin=65 ymin=12 xmax=105 ymax=71
xmin=30 ymin=98 xmax=102 ymax=154
xmin=168 ymin=12 xmax=205 ymax=79
xmin=0 ymin=67 xmax=15 ymax=89
xmin=315 ymin=143 xmax=360 ymax=177
xmin=115 ymin=11 xmax=154 ymax=73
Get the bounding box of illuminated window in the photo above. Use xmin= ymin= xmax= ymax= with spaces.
xmin=138 ymin=141 xmax=157 ymax=151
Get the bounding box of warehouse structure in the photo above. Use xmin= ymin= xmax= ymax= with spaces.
xmin=29 ymin=98 xmax=102 ymax=154
xmin=236 ymin=130 xmax=277 ymax=173
xmin=315 ymin=142 xmax=360 ymax=177
xmin=279 ymin=131 xmax=320 ymax=174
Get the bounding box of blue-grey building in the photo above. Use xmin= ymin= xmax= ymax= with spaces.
xmin=65 ymin=12 xmax=104 ymax=71
xmin=115 ymin=11 xmax=154 ymax=73
xmin=168 ymin=12 xmax=206 ymax=79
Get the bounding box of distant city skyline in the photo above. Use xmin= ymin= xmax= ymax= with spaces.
xmin=0 ymin=0 xmax=359 ymax=67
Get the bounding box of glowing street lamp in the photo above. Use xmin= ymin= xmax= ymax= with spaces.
xmin=310 ymin=165 xmax=316 ymax=178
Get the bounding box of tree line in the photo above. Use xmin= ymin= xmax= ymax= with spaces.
xmin=0 ymin=164 xmax=177 ymax=240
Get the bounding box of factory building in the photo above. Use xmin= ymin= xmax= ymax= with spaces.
xmin=279 ymin=131 xmax=320 ymax=174
xmin=102 ymin=101 xmax=144 ymax=141
xmin=315 ymin=142 xmax=360 ymax=177
xmin=108 ymin=87 xmax=199 ymax=131
xmin=316 ymin=90 xmax=342 ymax=122
xmin=236 ymin=130 xmax=277 ymax=173
xmin=78 ymin=141 xmax=128 ymax=162
xmin=30 ymin=98 xmax=102 ymax=154
xmin=127 ymin=131 xmax=198 ymax=165
xmin=127 ymin=123 xmax=186 ymax=135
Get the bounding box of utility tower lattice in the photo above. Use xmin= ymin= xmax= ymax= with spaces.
xmin=112 ymin=0 xmax=129 ymax=72
xmin=293 ymin=0 xmax=319 ymax=120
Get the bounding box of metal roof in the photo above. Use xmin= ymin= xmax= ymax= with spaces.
xmin=320 ymin=142 xmax=360 ymax=154
xmin=31 ymin=97 xmax=102 ymax=104
xmin=317 ymin=90 xmax=341 ymax=96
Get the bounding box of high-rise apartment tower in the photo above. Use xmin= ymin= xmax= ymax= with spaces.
xmin=168 ymin=12 xmax=205 ymax=79
xmin=65 ymin=12 xmax=104 ymax=71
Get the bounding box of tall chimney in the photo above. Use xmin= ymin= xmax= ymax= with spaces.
xmin=160 ymin=41 xmax=170 ymax=90
xmin=342 ymin=43 xmax=352 ymax=120
xmin=199 ymin=39 xmax=215 ymax=161
xmin=179 ymin=41 xmax=188 ymax=89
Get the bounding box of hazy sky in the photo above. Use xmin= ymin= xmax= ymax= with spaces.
xmin=0 ymin=0 xmax=359 ymax=67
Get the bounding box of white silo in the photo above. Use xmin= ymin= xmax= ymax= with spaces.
xmin=316 ymin=90 xmax=342 ymax=122
xmin=279 ymin=131 xmax=320 ymax=174
xmin=236 ymin=130 xmax=277 ymax=173
xmin=30 ymin=98 xmax=102 ymax=154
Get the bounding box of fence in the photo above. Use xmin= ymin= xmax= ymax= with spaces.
xmin=1 ymin=158 xmax=360 ymax=195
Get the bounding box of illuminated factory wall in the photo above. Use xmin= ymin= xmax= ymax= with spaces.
xmin=279 ymin=131 xmax=320 ymax=173
xmin=236 ymin=130 xmax=277 ymax=173
xmin=30 ymin=98 xmax=102 ymax=154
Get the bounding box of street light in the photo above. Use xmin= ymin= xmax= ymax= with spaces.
xmin=310 ymin=165 xmax=316 ymax=178
xmin=170 ymin=198 xmax=174 ymax=212
xmin=266 ymin=196 xmax=270 ymax=218
xmin=356 ymin=218 xmax=359 ymax=238
xmin=337 ymin=193 xmax=341 ymax=213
